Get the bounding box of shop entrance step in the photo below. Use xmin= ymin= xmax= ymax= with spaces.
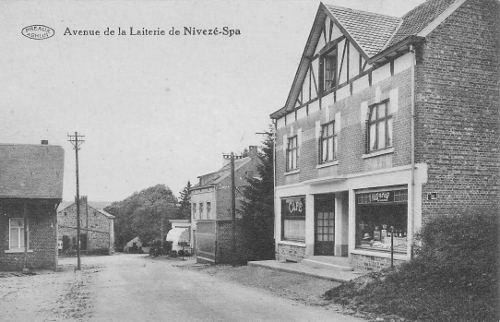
xmin=302 ymin=256 xmax=353 ymax=271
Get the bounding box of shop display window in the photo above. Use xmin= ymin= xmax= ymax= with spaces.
xmin=355 ymin=189 xmax=408 ymax=253
xmin=281 ymin=196 xmax=306 ymax=242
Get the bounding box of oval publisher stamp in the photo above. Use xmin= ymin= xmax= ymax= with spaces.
xmin=22 ymin=25 xmax=55 ymax=40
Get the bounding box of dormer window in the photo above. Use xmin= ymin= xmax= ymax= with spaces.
xmin=320 ymin=48 xmax=337 ymax=93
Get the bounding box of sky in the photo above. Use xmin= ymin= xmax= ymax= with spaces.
xmin=0 ymin=0 xmax=425 ymax=202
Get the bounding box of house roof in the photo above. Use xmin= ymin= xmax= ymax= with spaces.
xmin=0 ymin=144 xmax=64 ymax=199
xmin=191 ymin=157 xmax=252 ymax=190
xmin=323 ymin=4 xmax=401 ymax=57
xmin=271 ymin=0 xmax=467 ymax=119
xmin=58 ymin=201 xmax=115 ymax=219
xmin=387 ymin=0 xmax=457 ymax=47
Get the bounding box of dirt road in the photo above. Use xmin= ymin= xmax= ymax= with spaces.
xmin=1 ymin=254 xmax=364 ymax=321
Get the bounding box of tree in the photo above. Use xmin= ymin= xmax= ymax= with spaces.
xmin=177 ymin=181 xmax=191 ymax=219
xmin=105 ymin=184 xmax=178 ymax=249
xmin=240 ymin=129 xmax=275 ymax=261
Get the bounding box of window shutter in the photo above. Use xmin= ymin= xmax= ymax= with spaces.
xmin=360 ymin=101 xmax=368 ymax=124
xmin=297 ymin=129 xmax=302 ymax=157
xmin=282 ymin=134 xmax=287 ymax=155
xmin=334 ymin=112 xmax=341 ymax=134
xmin=365 ymin=119 xmax=369 ymax=153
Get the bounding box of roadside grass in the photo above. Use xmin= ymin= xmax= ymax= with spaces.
xmin=324 ymin=212 xmax=499 ymax=322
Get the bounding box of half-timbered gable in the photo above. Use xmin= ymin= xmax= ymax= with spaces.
xmin=270 ymin=0 xmax=499 ymax=271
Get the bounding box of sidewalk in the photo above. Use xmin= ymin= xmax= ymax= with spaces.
xmin=248 ymin=260 xmax=364 ymax=282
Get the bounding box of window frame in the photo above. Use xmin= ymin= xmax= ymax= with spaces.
xmin=206 ymin=202 xmax=211 ymax=219
xmin=319 ymin=47 xmax=337 ymax=93
xmin=9 ymin=218 xmax=28 ymax=250
xmin=281 ymin=197 xmax=306 ymax=243
xmin=286 ymin=136 xmax=299 ymax=172
xmin=318 ymin=121 xmax=337 ymax=164
xmin=199 ymin=203 xmax=204 ymax=219
xmin=367 ymin=99 xmax=392 ymax=153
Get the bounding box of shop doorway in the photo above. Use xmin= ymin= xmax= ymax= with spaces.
xmin=314 ymin=195 xmax=335 ymax=255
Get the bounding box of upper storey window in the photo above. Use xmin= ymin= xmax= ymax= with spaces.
xmin=319 ymin=121 xmax=337 ymax=163
xmin=286 ymin=136 xmax=298 ymax=171
xmin=367 ymin=100 xmax=393 ymax=152
xmin=320 ymin=49 xmax=337 ymax=93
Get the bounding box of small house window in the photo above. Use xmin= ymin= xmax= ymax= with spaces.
xmin=199 ymin=203 xmax=204 ymax=218
xmin=192 ymin=203 xmax=196 ymax=218
xmin=206 ymin=202 xmax=211 ymax=219
xmin=9 ymin=218 xmax=28 ymax=250
xmin=320 ymin=49 xmax=337 ymax=93
xmin=286 ymin=136 xmax=298 ymax=171
xmin=367 ymin=100 xmax=393 ymax=152
xmin=319 ymin=121 xmax=337 ymax=163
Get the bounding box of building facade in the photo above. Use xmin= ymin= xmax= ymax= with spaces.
xmin=190 ymin=146 xmax=259 ymax=263
xmin=58 ymin=196 xmax=115 ymax=255
xmin=0 ymin=143 xmax=64 ymax=271
xmin=270 ymin=0 xmax=499 ymax=270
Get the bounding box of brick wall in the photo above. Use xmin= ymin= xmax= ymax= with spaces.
xmin=416 ymin=0 xmax=500 ymax=222
xmin=350 ymin=253 xmax=405 ymax=271
xmin=275 ymin=69 xmax=412 ymax=187
xmin=0 ymin=200 xmax=58 ymax=271
xmin=58 ymin=198 xmax=114 ymax=254
xmin=215 ymin=220 xmax=245 ymax=264
xmin=276 ymin=243 xmax=306 ymax=262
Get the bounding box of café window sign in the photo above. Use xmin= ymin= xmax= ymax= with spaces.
xmin=281 ymin=196 xmax=305 ymax=217
xmin=357 ymin=189 xmax=407 ymax=205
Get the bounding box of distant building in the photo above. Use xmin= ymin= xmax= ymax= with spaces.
xmin=58 ymin=196 xmax=115 ymax=255
xmin=0 ymin=142 xmax=64 ymax=271
xmin=190 ymin=146 xmax=260 ymax=263
xmin=270 ymin=0 xmax=499 ymax=271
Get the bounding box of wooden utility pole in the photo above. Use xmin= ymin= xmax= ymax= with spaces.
xmin=230 ymin=152 xmax=236 ymax=266
xmin=68 ymin=132 xmax=85 ymax=270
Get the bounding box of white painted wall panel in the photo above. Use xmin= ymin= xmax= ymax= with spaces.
xmin=372 ymin=63 xmax=391 ymax=84
xmin=309 ymin=99 xmax=320 ymax=114
xmin=276 ymin=117 xmax=285 ymax=129
xmin=394 ymin=52 xmax=413 ymax=74
xmin=296 ymin=106 xmax=307 ymax=120
xmin=349 ymin=42 xmax=360 ymax=79
xmin=337 ymin=85 xmax=350 ymax=101
xmin=352 ymin=74 xmax=369 ymax=94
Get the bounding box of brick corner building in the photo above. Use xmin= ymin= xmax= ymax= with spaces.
xmin=0 ymin=142 xmax=64 ymax=271
xmin=270 ymin=0 xmax=499 ymax=271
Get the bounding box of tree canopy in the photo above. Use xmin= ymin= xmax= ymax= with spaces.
xmin=177 ymin=181 xmax=191 ymax=219
xmin=239 ymin=129 xmax=275 ymax=261
xmin=105 ymin=184 xmax=178 ymax=249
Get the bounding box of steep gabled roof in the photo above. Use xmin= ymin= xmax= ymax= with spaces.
xmin=191 ymin=157 xmax=252 ymax=190
xmin=0 ymin=144 xmax=64 ymax=199
xmin=323 ymin=4 xmax=401 ymax=57
xmin=387 ymin=0 xmax=457 ymax=47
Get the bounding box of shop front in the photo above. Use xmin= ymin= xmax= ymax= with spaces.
xmin=355 ymin=186 xmax=408 ymax=254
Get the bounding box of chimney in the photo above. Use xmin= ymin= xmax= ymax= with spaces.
xmin=41 ymin=140 xmax=49 ymax=145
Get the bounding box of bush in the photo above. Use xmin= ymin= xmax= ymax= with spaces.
xmin=415 ymin=212 xmax=498 ymax=294
xmin=325 ymin=211 xmax=499 ymax=322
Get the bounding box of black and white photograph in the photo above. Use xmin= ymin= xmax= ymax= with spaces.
xmin=0 ymin=0 xmax=498 ymax=321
